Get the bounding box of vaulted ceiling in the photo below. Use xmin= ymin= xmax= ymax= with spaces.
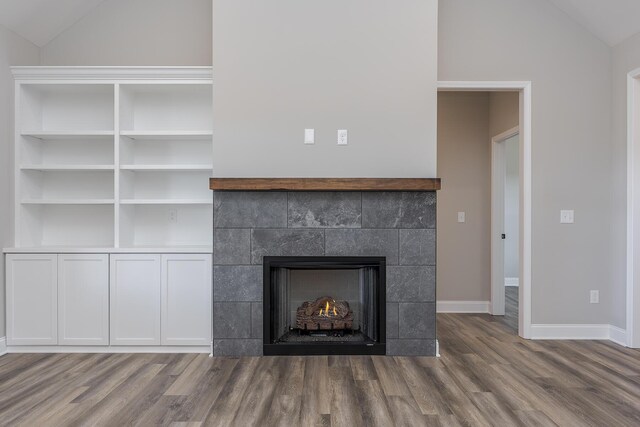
xmin=1 ymin=0 xmax=640 ymax=48
xmin=0 ymin=0 xmax=106 ymax=47
xmin=547 ymin=0 xmax=640 ymax=46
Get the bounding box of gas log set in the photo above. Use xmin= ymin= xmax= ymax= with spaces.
xmin=295 ymin=296 xmax=354 ymax=333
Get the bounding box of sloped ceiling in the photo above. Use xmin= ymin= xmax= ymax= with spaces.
xmin=0 ymin=0 xmax=106 ymax=47
xmin=1 ymin=0 xmax=640 ymax=49
xmin=546 ymin=0 xmax=640 ymax=46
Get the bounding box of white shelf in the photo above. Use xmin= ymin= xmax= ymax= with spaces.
xmin=120 ymin=165 xmax=212 ymax=172
xmin=120 ymin=199 xmax=212 ymax=205
xmin=21 ymin=131 xmax=114 ymax=140
xmin=13 ymin=68 xmax=213 ymax=248
xmin=120 ymin=131 xmax=212 ymax=140
xmin=22 ymin=199 xmax=115 ymax=205
xmin=21 ymin=165 xmax=115 ymax=171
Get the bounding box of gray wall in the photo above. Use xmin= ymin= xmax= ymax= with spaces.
xmin=611 ymin=32 xmax=640 ymax=328
xmin=40 ymin=0 xmax=212 ymax=65
xmin=0 ymin=25 xmax=40 ymax=338
xmin=212 ymin=0 xmax=438 ymax=178
xmin=439 ymin=0 xmax=612 ymax=325
xmin=13 ymin=0 xmax=631 ymax=330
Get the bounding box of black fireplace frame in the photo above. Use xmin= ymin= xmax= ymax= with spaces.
xmin=263 ymin=256 xmax=386 ymax=356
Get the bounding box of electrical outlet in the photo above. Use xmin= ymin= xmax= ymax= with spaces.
xmin=560 ymin=210 xmax=574 ymax=224
xmin=337 ymin=129 xmax=348 ymax=145
xmin=304 ymin=128 xmax=315 ymax=144
xmin=168 ymin=209 xmax=178 ymax=224
xmin=590 ymin=290 xmax=599 ymax=304
xmin=457 ymin=212 xmax=466 ymax=223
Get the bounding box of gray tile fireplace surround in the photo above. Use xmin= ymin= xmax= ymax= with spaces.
xmin=212 ymin=191 xmax=436 ymax=356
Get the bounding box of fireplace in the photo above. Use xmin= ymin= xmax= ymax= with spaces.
xmin=211 ymin=183 xmax=439 ymax=357
xmin=263 ymin=256 xmax=386 ymax=355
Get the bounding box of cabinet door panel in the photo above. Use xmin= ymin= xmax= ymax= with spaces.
xmin=110 ymin=254 xmax=161 ymax=345
xmin=58 ymin=254 xmax=109 ymax=345
xmin=6 ymin=254 xmax=58 ymax=345
xmin=161 ymin=254 xmax=212 ymax=345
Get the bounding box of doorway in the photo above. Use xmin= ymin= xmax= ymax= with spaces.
xmin=437 ymin=81 xmax=532 ymax=339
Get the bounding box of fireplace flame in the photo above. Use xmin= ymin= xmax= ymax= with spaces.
xmin=318 ymin=300 xmax=337 ymax=317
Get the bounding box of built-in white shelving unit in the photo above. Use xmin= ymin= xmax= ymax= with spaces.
xmin=12 ymin=67 xmax=213 ymax=251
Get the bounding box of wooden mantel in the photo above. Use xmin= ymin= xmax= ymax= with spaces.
xmin=209 ymin=178 xmax=441 ymax=191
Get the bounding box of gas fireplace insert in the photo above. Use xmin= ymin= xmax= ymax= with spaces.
xmin=263 ymin=256 xmax=386 ymax=356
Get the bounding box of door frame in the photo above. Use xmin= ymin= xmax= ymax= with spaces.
xmin=626 ymin=68 xmax=640 ymax=348
xmin=491 ymin=126 xmax=519 ymax=316
xmin=437 ymin=81 xmax=532 ymax=339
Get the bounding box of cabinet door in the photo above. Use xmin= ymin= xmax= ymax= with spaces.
xmin=161 ymin=254 xmax=212 ymax=345
xmin=110 ymin=254 xmax=161 ymax=345
xmin=58 ymin=254 xmax=109 ymax=345
xmin=6 ymin=254 xmax=58 ymax=345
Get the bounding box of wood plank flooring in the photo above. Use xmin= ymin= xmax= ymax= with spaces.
xmin=1 ymin=312 xmax=639 ymax=426
xmin=500 ymin=286 xmax=519 ymax=332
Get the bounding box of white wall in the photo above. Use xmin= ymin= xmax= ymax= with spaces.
xmin=611 ymin=32 xmax=640 ymax=329
xmin=212 ymin=0 xmax=438 ymax=178
xmin=439 ymin=0 xmax=612 ymax=325
xmin=437 ymin=92 xmax=491 ymax=301
xmin=0 ymin=25 xmax=40 ymax=337
xmin=504 ymin=134 xmax=519 ymax=280
xmin=40 ymin=0 xmax=212 ymax=65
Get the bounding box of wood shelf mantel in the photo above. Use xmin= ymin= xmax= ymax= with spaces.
xmin=210 ymin=178 xmax=441 ymax=192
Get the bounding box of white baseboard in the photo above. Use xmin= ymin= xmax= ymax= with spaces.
xmin=437 ymin=301 xmax=490 ymax=313
xmin=6 ymin=345 xmax=210 ymax=354
xmin=609 ymin=325 xmax=628 ymax=346
xmin=504 ymin=277 xmax=519 ymax=287
xmin=0 ymin=337 xmax=6 ymax=356
xmin=531 ymin=324 xmax=628 ymax=346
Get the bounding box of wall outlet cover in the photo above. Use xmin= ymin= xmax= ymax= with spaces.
xmin=304 ymin=128 xmax=315 ymax=144
xmin=337 ymin=129 xmax=348 ymax=145
xmin=560 ymin=210 xmax=574 ymax=224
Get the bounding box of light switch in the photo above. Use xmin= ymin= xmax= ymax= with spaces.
xmin=304 ymin=129 xmax=315 ymax=144
xmin=590 ymin=290 xmax=599 ymax=304
xmin=560 ymin=210 xmax=574 ymax=224
xmin=457 ymin=212 xmax=466 ymax=223
xmin=337 ymin=129 xmax=348 ymax=145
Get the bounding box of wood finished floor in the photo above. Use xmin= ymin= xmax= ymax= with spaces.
xmin=1 ymin=312 xmax=639 ymax=426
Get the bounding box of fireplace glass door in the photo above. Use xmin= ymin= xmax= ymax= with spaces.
xmin=264 ymin=256 xmax=385 ymax=355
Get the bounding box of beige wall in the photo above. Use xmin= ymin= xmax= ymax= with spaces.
xmin=41 ymin=0 xmax=212 ymax=65
xmin=440 ymin=0 xmax=612 ymax=325
xmin=437 ymin=92 xmax=491 ymax=301
xmin=489 ymin=92 xmax=519 ymax=137
xmin=611 ymin=32 xmax=640 ymax=328
xmin=212 ymin=0 xmax=439 ymax=178
xmin=437 ymin=91 xmax=519 ymax=301
xmin=0 ymin=25 xmax=40 ymax=337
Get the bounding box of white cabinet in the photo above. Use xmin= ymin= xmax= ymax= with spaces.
xmin=6 ymin=254 xmax=58 ymax=345
xmin=5 ymin=251 xmax=212 ymax=350
xmin=58 ymin=254 xmax=109 ymax=345
xmin=110 ymin=254 xmax=161 ymax=345
xmin=161 ymin=254 xmax=212 ymax=345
